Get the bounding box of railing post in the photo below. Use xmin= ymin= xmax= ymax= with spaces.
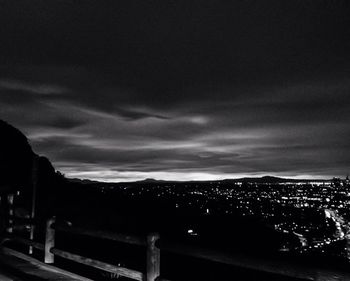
xmin=45 ymin=216 xmax=56 ymax=263
xmin=7 ymin=193 xmax=14 ymax=233
xmin=147 ymin=233 xmax=160 ymax=281
xmin=29 ymin=156 xmax=39 ymax=254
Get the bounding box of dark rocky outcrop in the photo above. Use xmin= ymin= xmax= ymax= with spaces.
xmin=0 ymin=119 xmax=57 ymax=190
xmin=0 ymin=120 xmax=34 ymax=191
xmin=0 ymin=120 xmax=60 ymax=216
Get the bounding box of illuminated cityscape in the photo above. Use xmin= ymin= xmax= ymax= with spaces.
xmin=94 ymin=176 xmax=350 ymax=260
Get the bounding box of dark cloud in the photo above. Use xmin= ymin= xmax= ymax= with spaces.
xmin=0 ymin=1 xmax=349 ymax=181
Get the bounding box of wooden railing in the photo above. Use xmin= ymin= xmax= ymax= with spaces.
xmin=3 ymin=216 xmax=350 ymax=281
xmin=45 ymin=217 xmax=159 ymax=281
xmin=2 ymin=194 xmax=350 ymax=281
xmin=1 ymin=213 xmax=160 ymax=281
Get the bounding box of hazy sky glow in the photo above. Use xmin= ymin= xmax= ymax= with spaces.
xmin=0 ymin=1 xmax=349 ymax=181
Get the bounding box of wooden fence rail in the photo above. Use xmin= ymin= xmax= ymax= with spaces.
xmin=45 ymin=217 xmax=160 ymax=281
xmin=51 ymin=247 xmax=145 ymax=281
xmin=54 ymin=224 xmax=147 ymax=246
xmin=2 ymin=234 xmax=45 ymax=251
xmin=3 ymin=214 xmax=350 ymax=281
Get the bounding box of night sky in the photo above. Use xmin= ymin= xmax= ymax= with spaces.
xmin=0 ymin=1 xmax=349 ymax=181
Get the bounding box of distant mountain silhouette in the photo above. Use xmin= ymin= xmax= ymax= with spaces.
xmin=68 ymin=178 xmax=102 ymax=184
xmin=228 ymin=175 xmax=328 ymax=183
xmin=137 ymin=178 xmax=166 ymax=183
xmin=226 ymin=175 xmax=311 ymax=183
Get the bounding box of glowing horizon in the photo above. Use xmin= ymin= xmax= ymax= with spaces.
xmin=61 ymin=168 xmax=337 ymax=183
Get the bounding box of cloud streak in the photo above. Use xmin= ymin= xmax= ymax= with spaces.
xmin=0 ymin=79 xmax=67 ymax=95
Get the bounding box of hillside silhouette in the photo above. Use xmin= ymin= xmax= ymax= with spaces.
xmin=0 ymin=119 xmax=59 ymax=184
xmin=0 ymin=120 xmax=35 ymax=190
xmin=0 ymin=120 xmax=64 ymax=215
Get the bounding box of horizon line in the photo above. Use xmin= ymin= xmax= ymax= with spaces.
xmin=62 ymin=172 xmax=343 ymax=184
